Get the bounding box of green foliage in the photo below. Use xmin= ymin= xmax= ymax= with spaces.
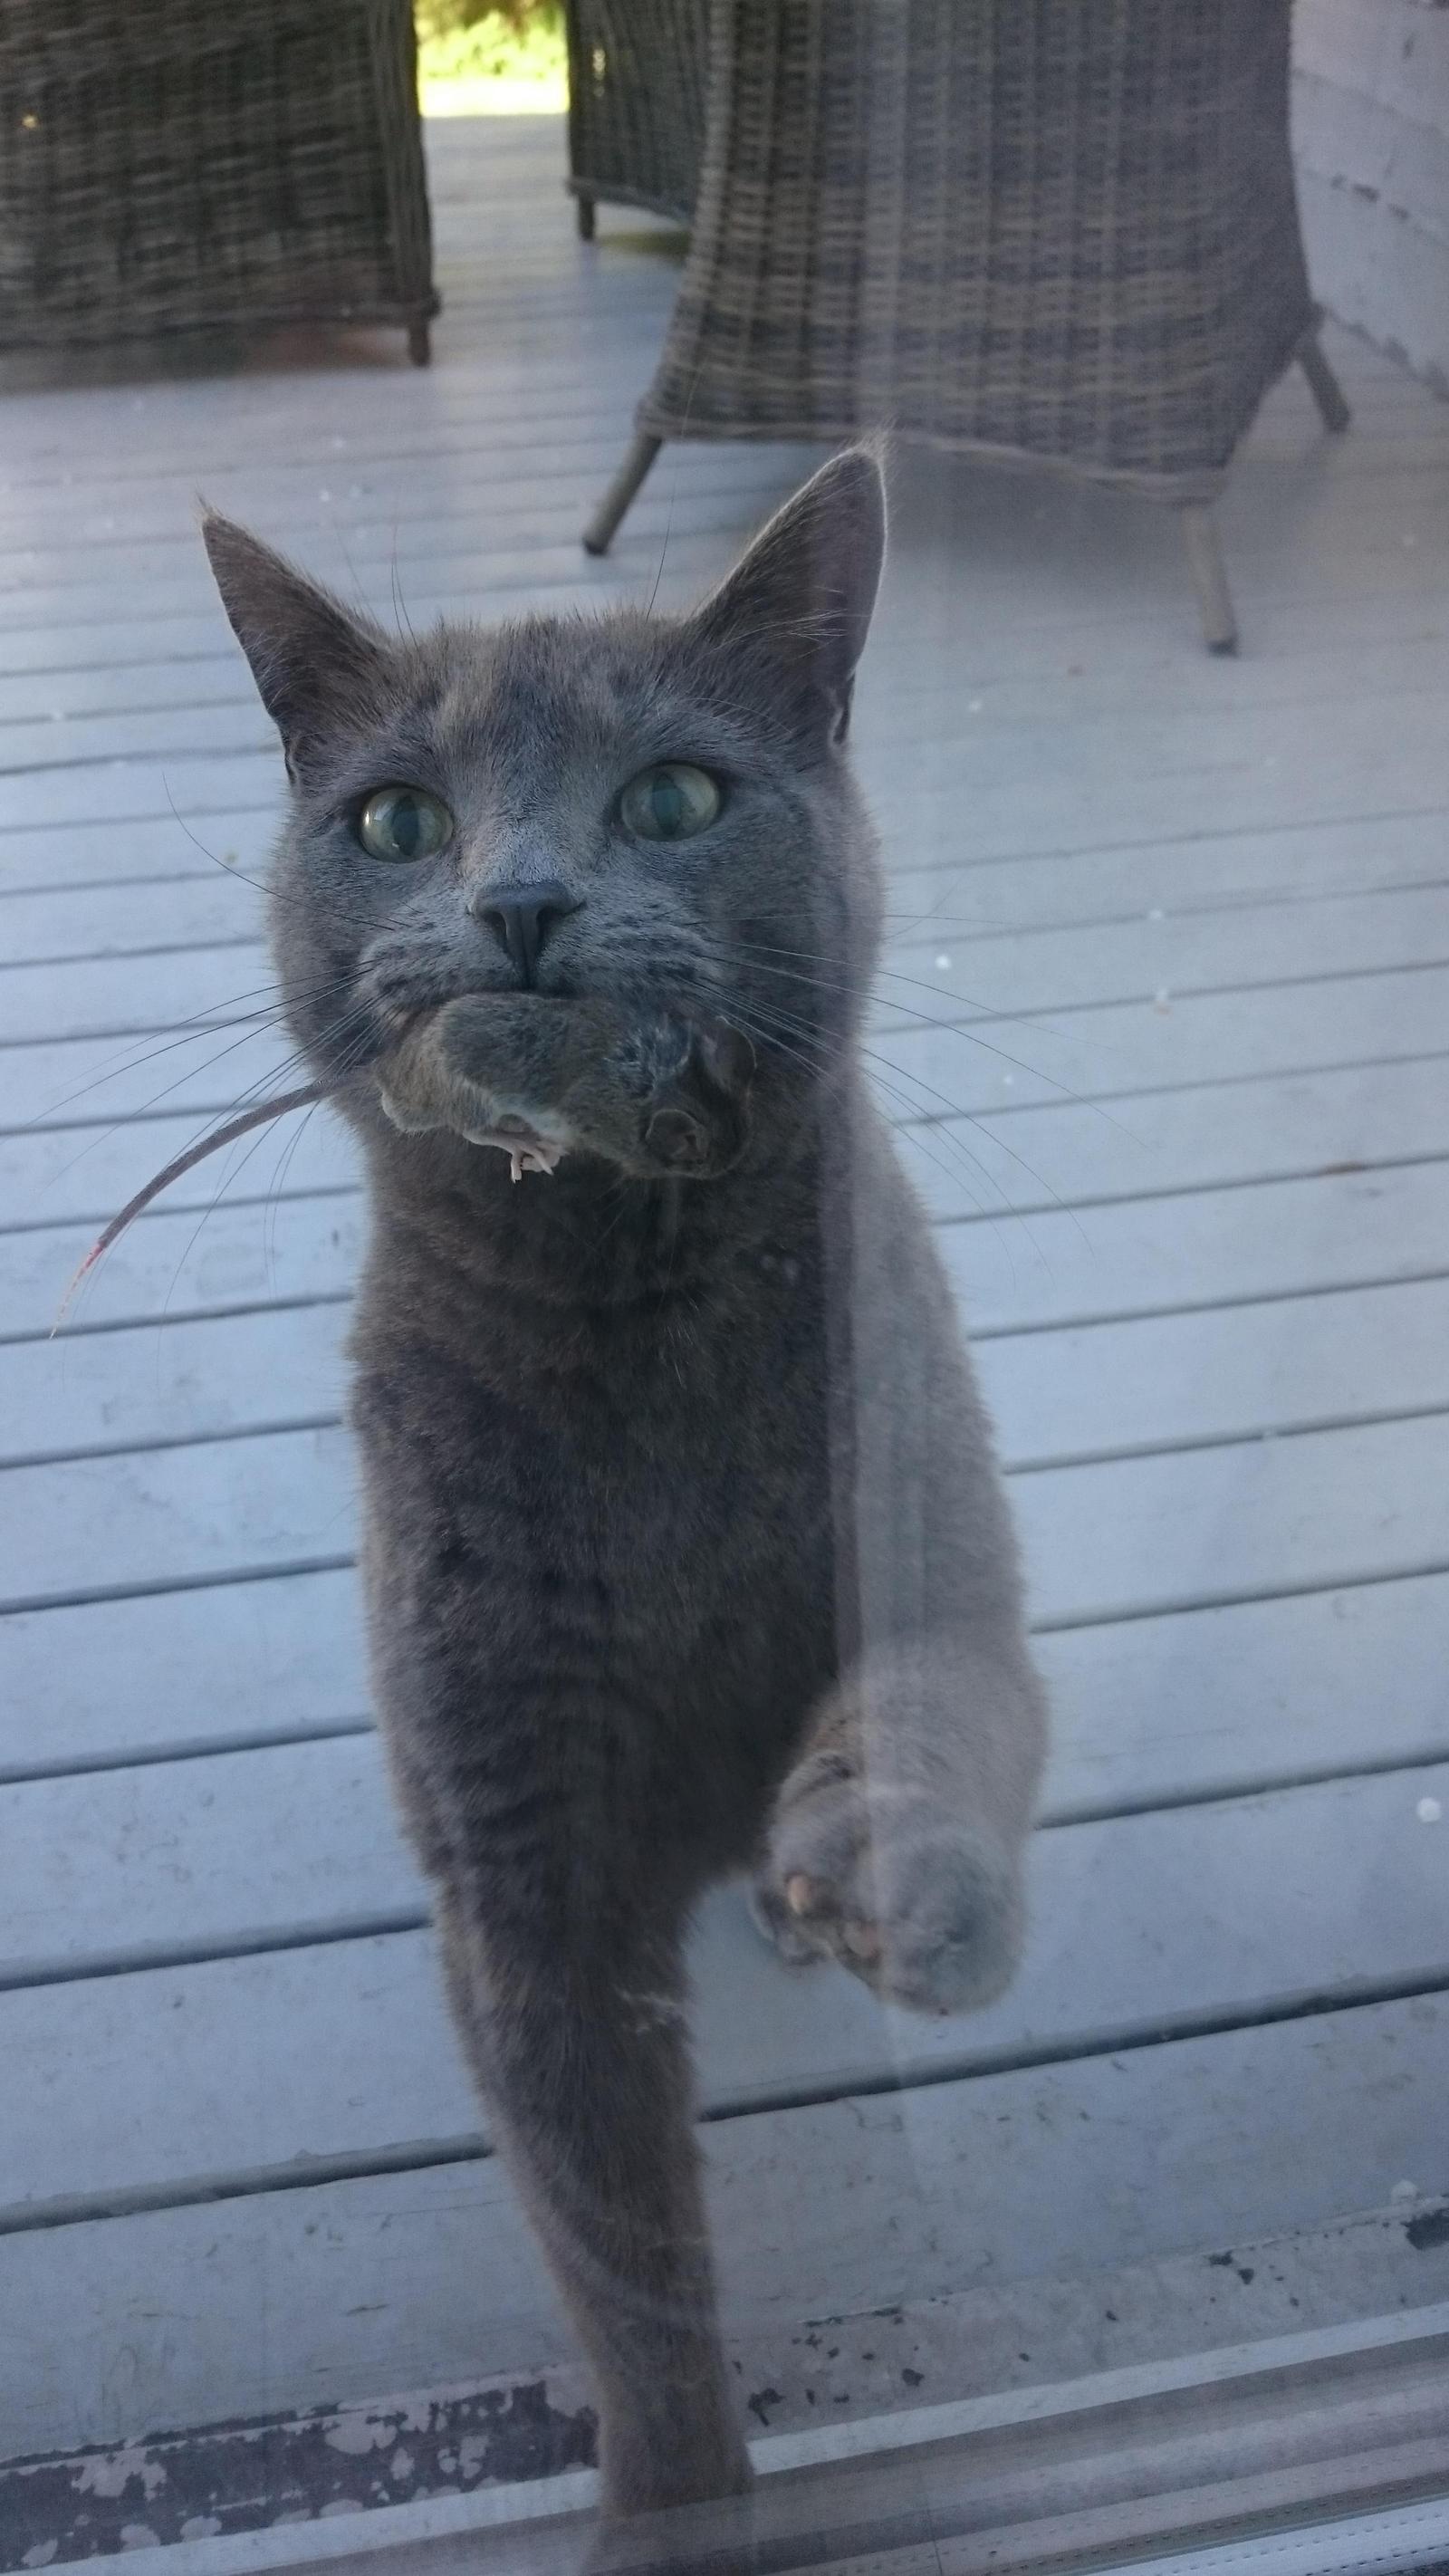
xmin=416 ymin=0 xmax=561 ymax=46
xmin=417 ymin=0 xmax=563 ymax=99
xmin=416 ymin=0 xmax=565 ymax=106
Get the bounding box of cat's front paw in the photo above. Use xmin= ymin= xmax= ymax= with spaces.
xmin=757 ymin=1771 xmax=1024 ymax=2016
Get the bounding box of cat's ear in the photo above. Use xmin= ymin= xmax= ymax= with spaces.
xmin=691 ymin=447 xmax=886 ymax=743
xmin=201 ymin=514 xmax=390 ymax=779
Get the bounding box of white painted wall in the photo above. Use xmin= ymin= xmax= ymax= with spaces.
xmin=1293 ymin=0 xmax=1449 ymax=393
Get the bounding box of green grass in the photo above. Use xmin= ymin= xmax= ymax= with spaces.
xmin=417 ymin=6 xmax=567 ymax=115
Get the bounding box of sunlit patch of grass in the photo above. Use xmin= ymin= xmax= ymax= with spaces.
xmin=417 ymin=6 xmax=567 ymax=116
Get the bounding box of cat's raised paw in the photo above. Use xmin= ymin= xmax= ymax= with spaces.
xmin=757 ymin=1780 xmax=1024 ymax=2015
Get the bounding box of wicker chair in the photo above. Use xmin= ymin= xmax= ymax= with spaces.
xmin=582 ymin=0 xmax=1351 ymax=650
xmin=0 ymin=0 xmax=437 ymax=362
xmin=563 ymin=0 xmax=709 ymax=234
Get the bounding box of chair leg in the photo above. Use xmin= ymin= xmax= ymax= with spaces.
xmin=576 ymin=190 xmax=597 ymax=241
xmin=407 ymin=320 xmax=431 ymax=368
xmin=582 ymin=432 xmax=664 ymax=555
xmin=1297 ymin=327 xmax=1351 ymax=435
xmin=1180 ymin=503 xmax=1239 ymax=655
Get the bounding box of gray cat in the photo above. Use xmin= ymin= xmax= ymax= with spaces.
xmin=202 ymin=450 xmax=1047 ymax=2532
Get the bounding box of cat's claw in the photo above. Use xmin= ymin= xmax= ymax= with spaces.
xmin=745 ymin=1873 xmax=822 ymax=1968
xmin=801 ymin=1889 xmax=882 ymax=1965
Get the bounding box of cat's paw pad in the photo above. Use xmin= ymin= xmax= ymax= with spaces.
xmin=762 ymin=1783 xmax=1023 ymax=2015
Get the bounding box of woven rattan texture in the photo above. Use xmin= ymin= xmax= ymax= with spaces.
xmin=564 ymin=0 xmax=707 ymax=224
xmin=637 ymin=0 xmax=1315 ymax=496
xmin=0 ymin=0 xmax=435 ymax=349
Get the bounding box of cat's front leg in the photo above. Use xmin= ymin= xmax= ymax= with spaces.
xmin=755 ymin=1110 xmax=1048 ymax=2017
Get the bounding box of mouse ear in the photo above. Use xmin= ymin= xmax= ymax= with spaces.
xmin=690 ymin=446 xmax=886 ymax=742
xmin=201 ymin=514 xmax=391 ymax=778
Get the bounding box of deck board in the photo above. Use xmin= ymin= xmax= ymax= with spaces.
xmin=9 ymin=1270 xmax=1449 ymax=1472
xmin=3 ymin=1995 xmax=1445 ymax=2460
xmin=5 ymin=1408 xmax=1449 ymax=1639
xmin=11 ymin=957 xmax=1449 ymax=1141
xmin=7 ymin=1155 xmax=1449 ymax=1350
xmin=5 ymin=1561 xmax=1447 ymax=1819
xmin=5 ymin=1761 xmax=1448 ymax=2212
xmin=5 ymin=1563 xmax=1447 ymax=1815
xmin=9 ymin=878 xmax=1449 ymax=1041
xmin=2 ymin=107 xmax=1449 ymax=2469
xmin=4 ymin=803 xmax=1449 ymax=965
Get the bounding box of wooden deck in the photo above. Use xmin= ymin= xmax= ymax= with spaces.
xmin=3 ymin=111 xmax=1449 ymax=2544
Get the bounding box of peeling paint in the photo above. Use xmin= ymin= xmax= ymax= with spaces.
xmin=321 ymin=2421 xmax=390 ymax=2458
xmin=0 ymin=2379 xmax=596 ymax=2571
xmin=72 ymin=2457 xmax=166 ymax=2505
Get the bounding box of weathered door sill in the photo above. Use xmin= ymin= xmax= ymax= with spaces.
xmin=17 ymin=2295 xmax=1449 ymax=2576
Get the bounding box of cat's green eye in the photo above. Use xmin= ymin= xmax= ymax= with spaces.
xmin=619 ymin=762 xmax=722 ymax=843
xmin=357 ymin=785 xmax=453 ymax=863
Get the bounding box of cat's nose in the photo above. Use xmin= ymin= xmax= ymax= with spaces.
xmin=470 ymin=879 xmax=581 ymax=986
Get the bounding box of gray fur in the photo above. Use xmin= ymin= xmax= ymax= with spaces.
xmin=202 ymin=452 xmax=1048 ymax=2527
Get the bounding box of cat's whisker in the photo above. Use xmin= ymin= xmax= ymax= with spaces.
xmin=645 ymin=345 xmax=706 ymax=623
xmin=262 ymin=1008 xmax=379 ymax=1257
xmin=879 ymin=906 xmax=1044 ymax=939
xmin=387 ymin=521 xmax=421 ymax=653
xmin=727 ymin=1006 xmax=983 ymax=1202
xmin=722 ymin=997 xmax=1016 ymax=1234
xmin=27 ymin=960 xmax=361 ymax=1132
xmin=721 ymin=986 xmax=1072 ymax=1258
xmin=689 ymin=937 xmax=1039 ymax=1135
xmin=29 ymin=982 xmax=355 ymax=1143
xmin=26 ymin=996 xmax=295 ymax=1123
xmin=52 ymin=1083 xmax=326 ymax=1333
xmin=586 ymin=1169 xmax=645 ymax=1266
xmin=55 ymin=1045 xmax=309 ymax=1249
xmin=718 ymin=994 xmax=994 ymax=1201
xmin=165 ymin=1003 xmax=379 ymax=1313
xmin=696 ymin=933 xmax=1137 ymax=1141
xmin=159 ymin=785 xmax=413 ymax=940
xmin=80 ymin=995 xmax=372 ymax=1324
xmin=720 ymin=925 xmax=1098 ymax=1053
xmin=37 ymin=963 xmax=358 ymax=1091
xmin=160 ymin=1104 xmax=303 ymax=1329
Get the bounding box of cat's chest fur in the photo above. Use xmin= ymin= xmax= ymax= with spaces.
xmin=348 ymin=1158 xmax=840 ymax=1765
